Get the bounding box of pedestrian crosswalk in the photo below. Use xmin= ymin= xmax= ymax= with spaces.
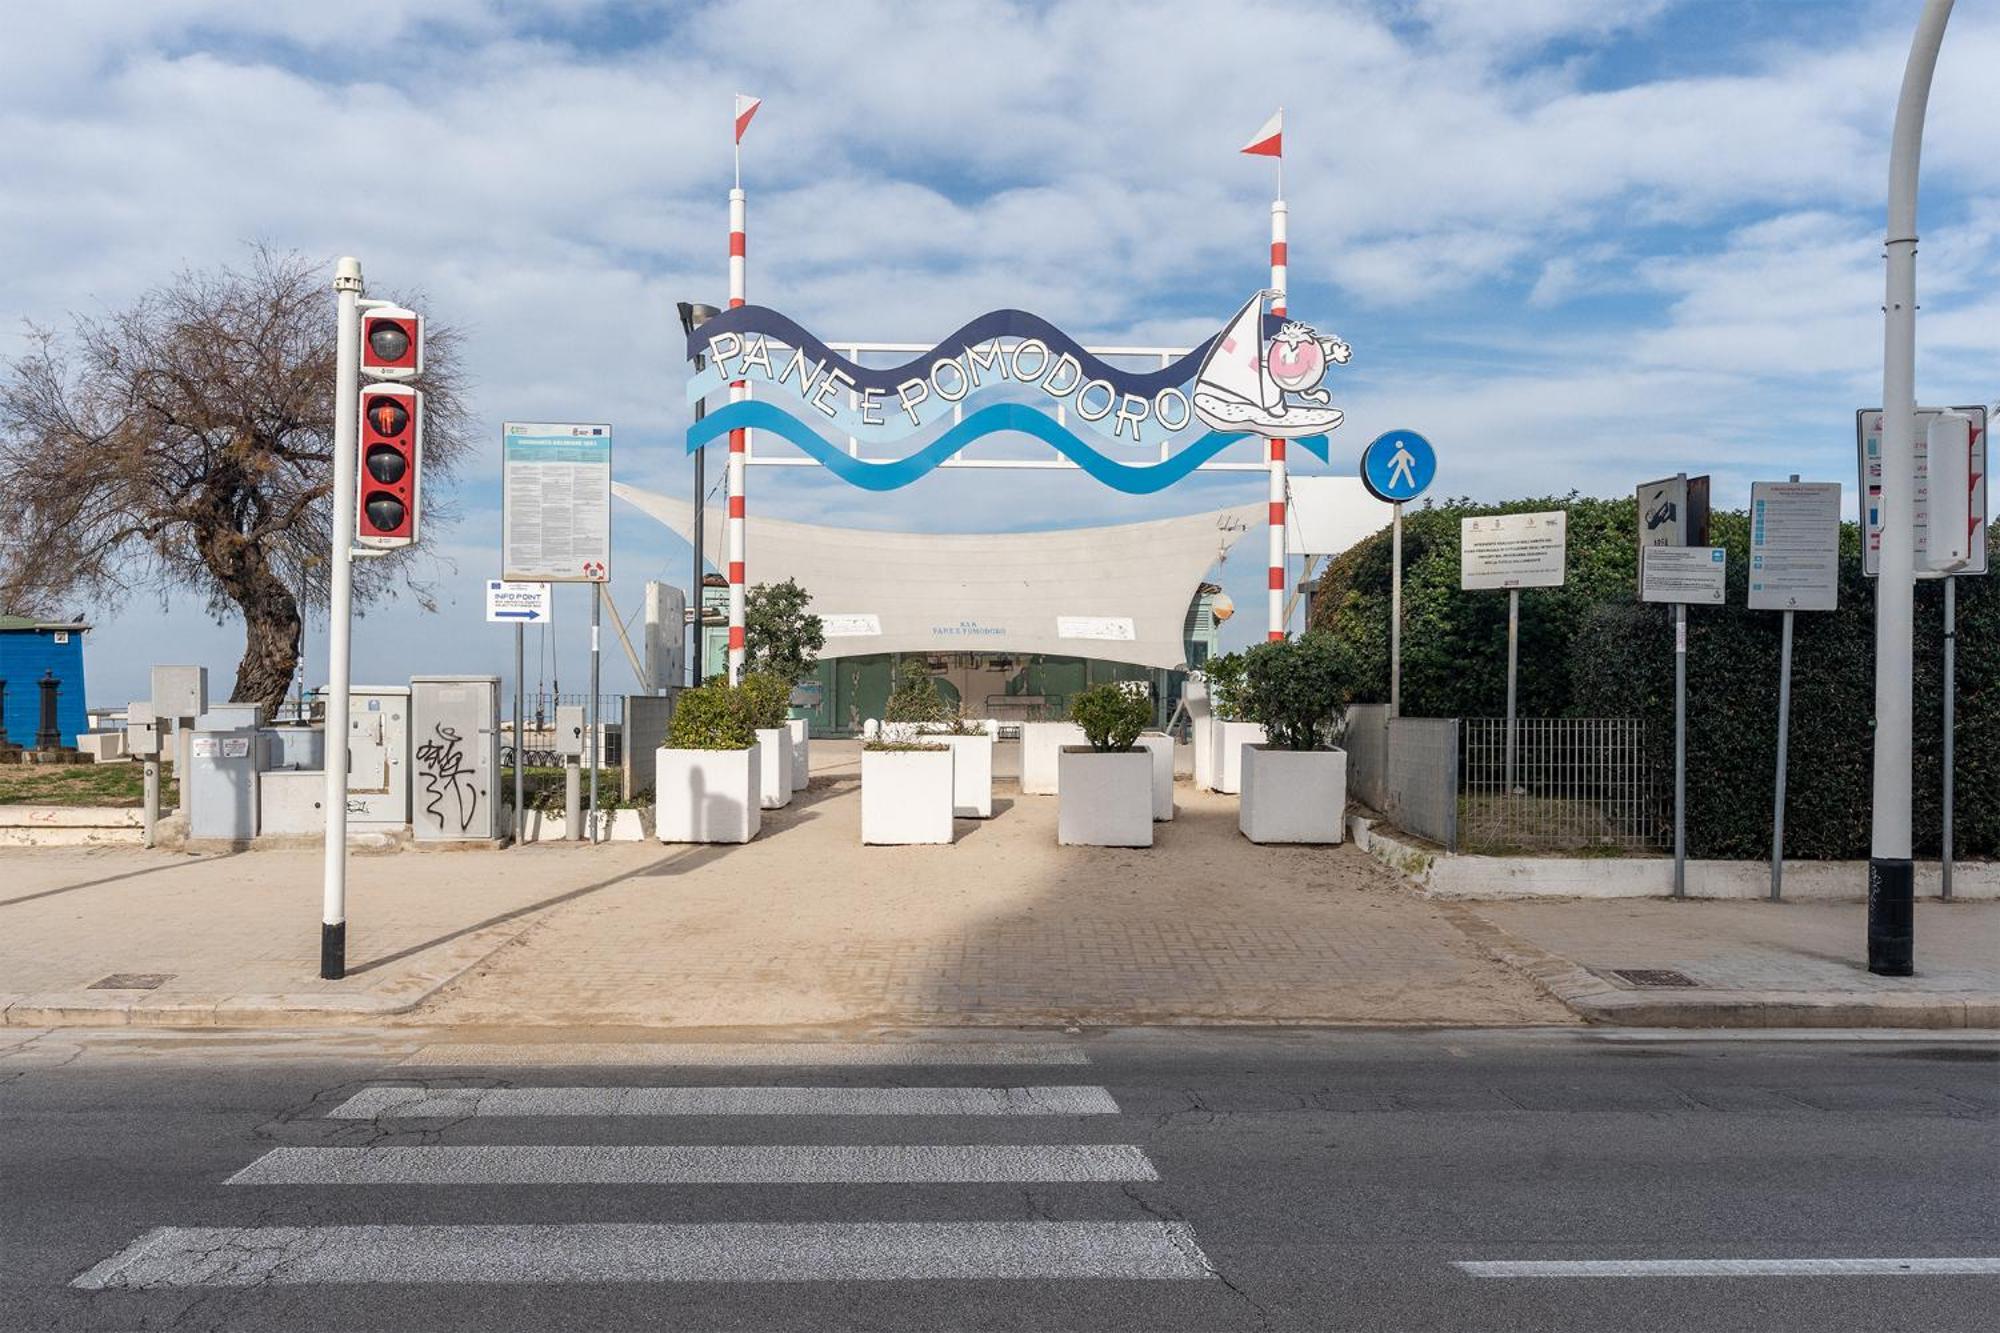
xmin=73 ymin=1040 xmax=1216 ymax=1293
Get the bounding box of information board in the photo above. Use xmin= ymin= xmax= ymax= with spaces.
xmin=1748 ymin=482 xmax=1840 ymax=612
xmin=502 ymin=422 xmax=612 ymax=583
xmin=1858 ymin=406 xmax=1988 ymax=578
xmin=1460 ymin=511 xmax=1567 ymax=590
xmin=484 ymin=579 xmax=551 ymax=623
xmin=1641 ymin=546 xmax=1727 ymax=605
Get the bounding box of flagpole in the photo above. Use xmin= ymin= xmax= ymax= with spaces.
xmin=726 ymin=101 xmax=750 ymax=682
xmin=1266 ymin=110 xmax=1288 ymax=643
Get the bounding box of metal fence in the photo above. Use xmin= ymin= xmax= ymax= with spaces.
xmin=503 ymin=694 xmax=624 ymax=768
xmin=1459 ymin=716 xmax=1661 ymax=853
xmin=1344 ymin=706 xmax=1460 ymax=850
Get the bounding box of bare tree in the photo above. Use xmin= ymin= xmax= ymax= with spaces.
xmin=0 ymin=247 xmax=472 ymax=712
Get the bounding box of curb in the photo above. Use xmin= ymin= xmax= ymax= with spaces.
xmin=0 ymin=918 xmax=527 ymax=1029
xmin=1436 ymin=902 xmax=1999 ymax=1030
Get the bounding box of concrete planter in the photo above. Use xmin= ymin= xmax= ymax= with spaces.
xmin=786 ymin=717 xmax=810 ymax=791
xmin=655 ymin=745 xmax=761 ymax=843
xmin=861 ymin=745 xmax=955 ymax=845
xmin=1239 ymin=744 xmax=1346 ymax=844
xmin=755 ymin=727 xmax=794 ymax=809
xmin=936 ymin=732 xmax=994 ymax=818
xmin=1133 ymin=732 xmax=1175 ymax=822
xmin=1212 ymin=720 xmax=1267 ymax=795
xmin=1192 ymin=715 xmax=1215 ymax=791
xmin=1020 ymin=721 xmax=1086 ymax=795
xmin=1057 ymin=747 xmax=1154 ymax=847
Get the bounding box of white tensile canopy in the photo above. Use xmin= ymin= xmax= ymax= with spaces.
xmin=612 ymin=484 xmax=1262 ymax=671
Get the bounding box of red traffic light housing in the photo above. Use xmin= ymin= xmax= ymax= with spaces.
xmin=360 ymin=306 xmax=423 ymax=380
xmin=356 ymin=384 xmax=422 ymax=549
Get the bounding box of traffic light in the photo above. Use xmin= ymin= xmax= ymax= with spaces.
xmin=356 ymin=383 xmax=421 ymax=549
xmin=360 ymin=306 xmax=423 ymax=380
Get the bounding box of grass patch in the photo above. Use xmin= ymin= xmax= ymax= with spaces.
xmin=0 ymin=762 xmax=179 ymax=808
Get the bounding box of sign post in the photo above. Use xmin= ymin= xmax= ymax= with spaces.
xmin=1640 ymin=539 xmax=1727 ymax=898
xmin=1748 ymin=478 xmax=1840 ymax=899
xmin=487 ymin=581 xmax=551 ymax=847
xmin=321 ymin=258 xmax=363 ymax=981
xmin=1360 ymin=430 xmax=1437 ymax=717
xmin=1460 ymin=511 xmax=1567 ymax=791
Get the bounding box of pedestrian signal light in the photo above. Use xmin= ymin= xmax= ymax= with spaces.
xmin=360 ymin=306 xmax=423 ymax=380
xmin=356 ymin=384 xmax=421 ymax=549
xmin=1925 ymin=411 xmax=1972 ymax=571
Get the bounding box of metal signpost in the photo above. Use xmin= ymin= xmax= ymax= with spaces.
xmin=1460 ymin=511 xmax=1566 ymax=789
xmin=1641 ymin=542 xmax=1727 ymax=898
xmin=503 ymin=422 xmax=613 ymax=844
xmin=1748 ymin=479 xmax=1841 ymax=900
xmin=1359 ymin=430 xmax=1437 ymax=717
xmin=487 ymin=580 xmax=551 ymax=846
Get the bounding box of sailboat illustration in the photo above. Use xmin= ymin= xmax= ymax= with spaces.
xmin=1191 ymin=291 xmax=1349 ymax=438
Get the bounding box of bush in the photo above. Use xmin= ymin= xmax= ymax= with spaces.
xmin=1200 ymin=650 xmax=1249 ymax=721
xmin=1070 ymin=682 xmax=1151 ymax=753
xmin=1243 ymin=634 xmax=1354 ymax=751
xmin=745 ymin=579 xmax=825 ymax=686
xmin=884 ymin=662 xmax=951 ymax=727
xmin=739 ymin=671 xmax=793 ymax=730
xmin=665 ymin=682 xmax=754 ymax=750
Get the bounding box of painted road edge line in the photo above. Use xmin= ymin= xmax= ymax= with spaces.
xmin=399 ymin=1042 xmax=1092 ymax=1067
xmin=325 ymin=1085 xmax=1120 ymax=1118
xmin=1456 ymin=1258 xmax=2000 ymax=1278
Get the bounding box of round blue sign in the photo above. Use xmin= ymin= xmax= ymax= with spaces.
xmin=1359 ymin=429 xmax=1436 ymax=504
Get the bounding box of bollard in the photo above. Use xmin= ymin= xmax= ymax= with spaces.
xmin=565 ymin=759 xmax=582 ymax=841
xmin=143 ymin=759 xmax=160 ymax=848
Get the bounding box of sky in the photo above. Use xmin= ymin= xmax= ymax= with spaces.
xmin=2 ymin=0 xmax=1996 ymax=710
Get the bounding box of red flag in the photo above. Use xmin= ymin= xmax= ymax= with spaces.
xmin=1240 ymin=108 xmax=1282 ymax=158
xmin=734 ymin=93 xmax=761 ymax=144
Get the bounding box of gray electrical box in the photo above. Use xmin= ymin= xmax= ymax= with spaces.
xmin=411 ymin=676 xmax=501 ymax=842
xmin=644 ymin=582 xmax=688 ymax=691
xmin=346 ymin=686 xmax=411 ymax=827
xmin=151 ymin=666 xmax=208 ymax=721
xmin=188 ymin=727 xmax=259 ymax=842
xmin=127 ymin=701 xmax=160 ymax=758
xmin=554 ymin=704 xmax=587 ymax=760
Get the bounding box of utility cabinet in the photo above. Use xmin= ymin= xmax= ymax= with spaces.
xmin=346 ymin=686 xmax=410 ymax=827
xmin=188 ymin=726 xmax=260 ymax=842
xmin=410 ymin=676 xmax=501 ymax=842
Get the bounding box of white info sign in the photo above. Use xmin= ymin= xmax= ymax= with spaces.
xmin=503 ymin=422 xmax=612 ymax=583
xmin=1460 ymin=511 xmax=1567 ymax=590
xmin=1858 ymin=406 xmax=1988 ymax=578
xmin=1641 ymin=546 xmax=1728 ymax=605
xmin=1748 ymin=482 xmax=1840 ymax=612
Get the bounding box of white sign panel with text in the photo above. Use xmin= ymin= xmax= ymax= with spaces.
xmin=1460 ymin=511 xmax=1567 ymax=590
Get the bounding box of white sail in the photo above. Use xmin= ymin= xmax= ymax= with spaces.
xmin=1192 ymin=291 xmax=1346 ymax=438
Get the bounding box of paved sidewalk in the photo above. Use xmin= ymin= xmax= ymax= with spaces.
xmin=1448 ymin=898 xmax=2000 ymax=1028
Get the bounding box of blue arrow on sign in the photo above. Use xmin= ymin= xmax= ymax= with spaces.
xmin=1360 ymin=429 xmax=1437 ymax=504
xmin=494 ymin=609 xmax=542 ymax=620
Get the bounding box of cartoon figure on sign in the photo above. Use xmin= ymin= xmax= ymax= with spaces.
xmin=416 ymin=723 xmax=480 ymax=834
xmin=1192 ymin=291 xmax=1351 ymax=437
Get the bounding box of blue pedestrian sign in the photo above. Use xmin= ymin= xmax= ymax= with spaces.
xmin=1359 ymin=429 xmax=1436 ymax=504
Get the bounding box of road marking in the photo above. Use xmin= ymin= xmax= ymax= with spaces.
xmin=1456 ymin=1258 xmax=2000 ymax=1278
xmin=400 ymin=1042 xmax=1090 ymax=1068
xmin=227 ymin=1143 xmax=1159 ymax=1186
xmin=327 ymin=1084 xmax=1120 ymax=1118
xmin=73 ymin=1221 xmax=1214 ymax=1287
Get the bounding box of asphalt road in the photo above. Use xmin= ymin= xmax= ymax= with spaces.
xmin=3 ymin=1026 xmax=1996 ymax=1332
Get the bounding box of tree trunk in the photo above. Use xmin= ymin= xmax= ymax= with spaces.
xmin=232 ymin=578 xmax=302 ymax=716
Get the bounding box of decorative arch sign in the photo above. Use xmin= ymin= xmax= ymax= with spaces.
xmin=683 ymin=291 xmax=1352 ymax=494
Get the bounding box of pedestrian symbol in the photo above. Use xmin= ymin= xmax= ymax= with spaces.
xmin=1360 ymin=429 xmax=1436 ymax=504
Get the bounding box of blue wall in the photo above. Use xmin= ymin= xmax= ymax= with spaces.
xmin=0 ymin=629 xmax=89 ymax=748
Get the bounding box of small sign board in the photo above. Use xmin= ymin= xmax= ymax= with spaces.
xmin=485 ymin=580 xmax=551 ymax=623
xmin=1748 ymin=482 xmax=1840 ymax=612
xmin=1359 ymin=429 xmax=1436 ymax=504
xmin=1057 ymin=615 xmax=1137 ymax=642
xmin=1857 ymin=406 xmax=1988 ymax=578
xmin=820 ymin=614 xmax=882 ymax=638
xmin=502 ymin=422 xmax=613 ymax=583
xmin=1641 ymin=546 xmax=1727 ymax=604
xmin=1637 ymin=475 xmax=1711 ymax=548
xmin=1460 ymin=511 xmax=1567 ymax=590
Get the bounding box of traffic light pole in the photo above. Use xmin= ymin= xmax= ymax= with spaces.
xmin=321 ymin=257 xmax=363 ymax=981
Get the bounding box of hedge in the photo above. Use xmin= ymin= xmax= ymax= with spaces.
xmin=1309 ymin=494 xmax=1998 ymax=859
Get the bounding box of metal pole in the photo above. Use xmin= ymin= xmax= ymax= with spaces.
xmin=142 ymin=758 xmax=159 ymax=849
xmin=589 ymin=583 xmax=601 ymax=845
xmin=1391 ymin=501 xmax=1403 ymax=717
xmin=1674 ymin=602 xmax=1687 ymax=899
xmin=691 ymin=356 xmax=707 ymax=688
xmin=1504 ymin=587 xmax=1519 ymax=792
xmin=513 ymin=623 xmax=524 ymax=847
xmin=320 ymin=256 xmax=362 ymax=981
xmin=1870 ymin=0 xmax=1952 ymax=976
xmin=1942 ymin=574 xmax=1956 ymax=899
xmin=1771 ymin=472 xmax=1800 ymax=902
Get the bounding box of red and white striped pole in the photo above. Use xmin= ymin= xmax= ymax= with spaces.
xmin=1266 ymin=195 xmax=1288 ymax=642
xmin=725 ymin=94 xmax=759 ymax=684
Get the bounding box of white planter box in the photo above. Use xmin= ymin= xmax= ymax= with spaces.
xmin=1133 ymin=732 xmax=1175 ymax=821
xmin=861 ymin=745 xmax=955 ymax=844
xmin=937 ymin=732 xmax=994 ymax=818
xmin=755 ymin=727 xmax=794 ymax=809
xmin=1192 ymin=715 xmax=1215 ymax=791
xmin=1213 ymin=720 xmax=1267 ymax=795
xmin=1057 ymin=747 xmax=1153 ymax=847
xmin=1239 ymin=744 xmax=1347 ymax=844
xmin=1020 ymin=721 xmax=1086 ymax=795
xmin=655 ymin=745 xmax=761 ymax=843
xmin=786 ymin=717 xmax=810 ymax=791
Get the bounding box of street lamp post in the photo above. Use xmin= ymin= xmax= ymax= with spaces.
xmin=1869 ymin=0 xmax=1955 ymax=976
xmin=677 ymin=302 xmax=721 ymax=688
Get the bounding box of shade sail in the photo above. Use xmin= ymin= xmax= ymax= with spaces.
xmin=613 ymin=483 xmax=1261 ymax=670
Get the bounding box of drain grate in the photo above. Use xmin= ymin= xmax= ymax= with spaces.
xmin=88 ymin=974 xmax=173 ymax=991
xmin=1610 ymin=968 xmax=1700 ymax=989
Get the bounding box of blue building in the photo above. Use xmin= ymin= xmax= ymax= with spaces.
xmin=0 ymin=615 xmax=91 ymax=749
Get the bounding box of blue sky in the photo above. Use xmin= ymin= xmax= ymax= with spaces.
xmin=2 ymin=0 xmax=1995 ymax=709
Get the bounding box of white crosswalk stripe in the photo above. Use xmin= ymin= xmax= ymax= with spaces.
xmin=1456 ymin=1258 xmax=2000 ymax=1278
xmin=75 ymin=1040 xmax=1215 ymax=1293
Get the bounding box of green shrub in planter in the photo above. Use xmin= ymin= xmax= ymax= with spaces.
xmin=1202 ymin=650 xmax=1248 ymax=721
xmin=666 ymin=682 xmax=754 ymax=750
xmin=1070 ymin=682 xmax=1152 ymax=753
xmin=739 ymin=671 xmax=793 ymax=730
xmin=744 ymin=578 xmax=825 ymax=687
xmin=884 ymin=661 xmax=951 ymax=727
xmin=1243 ymin=634 xmax=1355 ymax=750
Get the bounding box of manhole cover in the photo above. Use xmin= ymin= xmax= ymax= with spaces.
xmin=88 ymin=974 xmax=173 ymax=990
xmin=1610 ymin=968 xmax=1700 ymax=989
